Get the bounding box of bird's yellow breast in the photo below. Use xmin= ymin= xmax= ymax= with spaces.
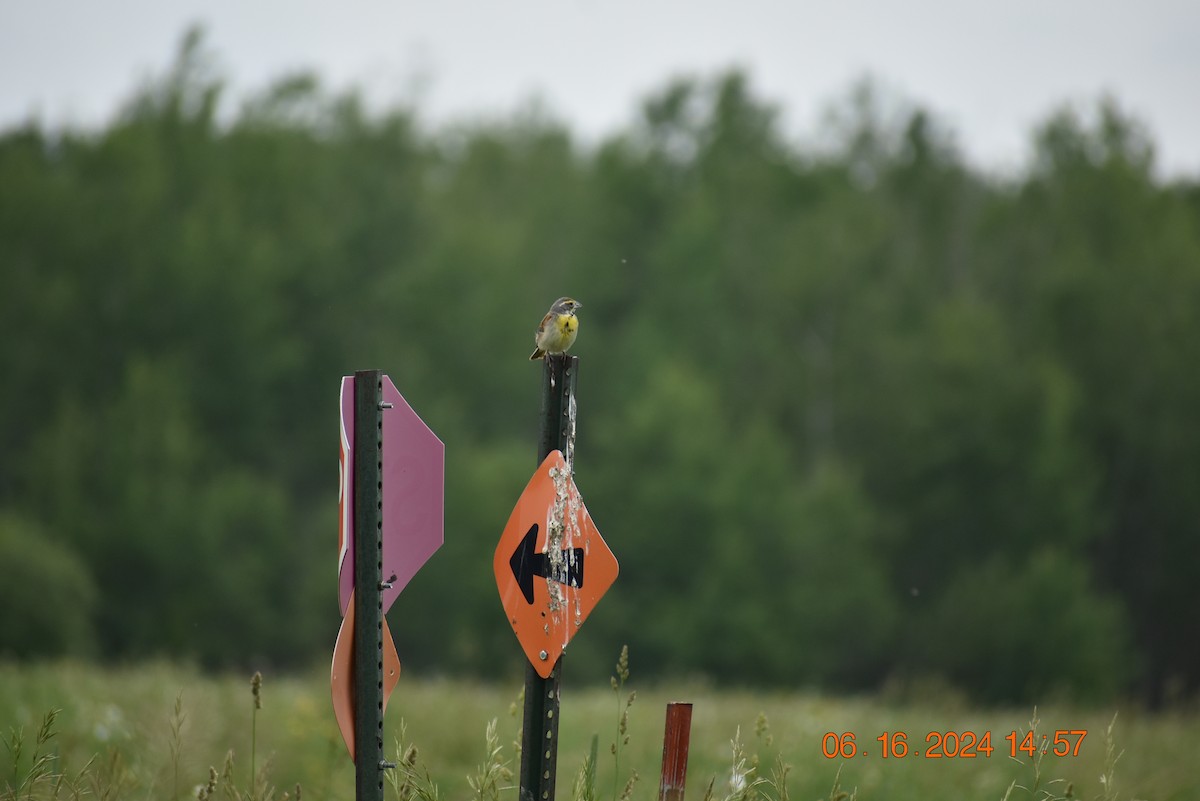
xmin=540 ymin=313 xmax=578 ymax=352
xmin=557 ymin=315 xmax=578 ymax=337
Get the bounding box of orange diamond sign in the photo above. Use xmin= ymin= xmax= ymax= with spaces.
xmin=494 ymin=450 xmax=618 ymax=677
xmin=329 ymin=589 xmax=402 ymax=760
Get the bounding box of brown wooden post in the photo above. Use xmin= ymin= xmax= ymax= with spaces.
xmin=659 ymin=702 xmax=694 ymax=801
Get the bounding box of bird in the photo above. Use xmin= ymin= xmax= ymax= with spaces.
xmin=530 ymin=297 xmax=583 ymax=360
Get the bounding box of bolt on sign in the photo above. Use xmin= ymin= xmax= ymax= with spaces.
xmin=331 ymin=374 xmax=444 ymax=760
xmin=494 ymin=449 xmax=618 ymax=677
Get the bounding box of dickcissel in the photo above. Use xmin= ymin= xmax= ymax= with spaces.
xmin=529 ymin=297 xmax=582 ymax=360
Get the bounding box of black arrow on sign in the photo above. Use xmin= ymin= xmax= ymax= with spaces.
xmin=509 ymin=524 xmax=585 ymax=605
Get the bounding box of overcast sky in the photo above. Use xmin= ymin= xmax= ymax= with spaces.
xmin=2 ymin=0 xmax=1198 ymax=176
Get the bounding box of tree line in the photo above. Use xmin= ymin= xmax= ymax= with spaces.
xmin=2 ymin=30 xmax=1198 ymax=706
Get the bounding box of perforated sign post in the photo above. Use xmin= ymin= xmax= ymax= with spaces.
xmin=494 ymin=355 xmax=619 ymax=801
xmin=330 ymin=371 xmax=444 ymax=801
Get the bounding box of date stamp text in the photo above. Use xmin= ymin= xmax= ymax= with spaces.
xmin=820 ymin=730 xmax=1087 ymax=760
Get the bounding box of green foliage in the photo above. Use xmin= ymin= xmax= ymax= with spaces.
xmin=915 ymin=550 xmax=1129 ymax=703
xmin=2 ymin=27 xmax=1199 ymax=703
xmin=0 ymin=515 xmax=96 ymax=658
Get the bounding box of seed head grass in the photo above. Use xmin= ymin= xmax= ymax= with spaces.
xmin=0 ymin=655 xmax=1194 ymax=801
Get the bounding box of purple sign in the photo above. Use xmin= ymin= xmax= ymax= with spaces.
xmin=338 ymin=375 xmax=445 ymax=615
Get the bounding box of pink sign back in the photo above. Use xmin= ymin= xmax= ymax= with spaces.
xmin=338 ymin=375 xmax=445 ymax=616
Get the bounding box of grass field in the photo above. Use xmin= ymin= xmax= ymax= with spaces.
xmin=2 ymin=659 xmax=1197 ymax=801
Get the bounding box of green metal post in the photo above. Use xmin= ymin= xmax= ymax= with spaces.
xmin=354 ymin=370 xmax=388 ymax=801
xmin=519 ymin=354 xmax=578 ymax=801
